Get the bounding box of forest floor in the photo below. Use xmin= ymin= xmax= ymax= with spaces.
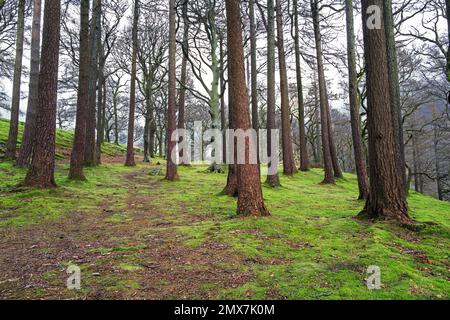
xmin=0 ymin=119 xmax=449 ymax=300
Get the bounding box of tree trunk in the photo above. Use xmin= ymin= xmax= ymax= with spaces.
xmin=433 ymin=122 xmax=443 ymax=200
xmin=24 ymin=0 xmax=61 ymax=188
xmin=412 ymin=132 xmax=421 ymax=193
xmin=226 ymin=0 xmax=269 ymax=217
xmin=223 ymin=87 xmax=238 ymax=196
xmin=125 ymin=0 xmax=139 ymax=167
xmin=311 ymin=0 xmax=334 ymax=184
xmin=360 ymin=0 xmax=411 ymax=225
xmin=5 ymin=0 xmax=26 ymax=160
xmin=250 ymin=0 xmax=258 ymax=134
xmin=325 ymin=94 xmax=343 ymax=178
xmin=17 ymin=0 xmax=42 ymax=167
xmin=220 ymin=35 xmax=227 ymax=164
xmin=178 ymin=0 xmax=188 ymax=165
xmin=69 ymin=0 xmax=90 ymax=180
xmin=96 ymin=21 xmax=105 ymax=165
xmin=265 ymin=0 xmax=281 ymax=187
xmin=446 ymin=0 xmax=450 ymax=82
xmin=276 ymin=0 xmax=296 ymax=176
xmin=384 ymin=0 xmax=406 ymax=190
xmin=345 ymin=0 xmax=369 ymax=199
xmin=113 ymin=90 xmax=119 ymax=145
xmin=165 ymin=0 xmax=178 ymax=180
xmin=293 ymin=0 xmax=309 ymax=172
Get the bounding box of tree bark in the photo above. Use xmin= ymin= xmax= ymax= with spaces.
xmin=433 ymin=121 xmax=443 ymax=200
xmin=311 ymin=0 xmax=334 ymax=184
xmin=5 ymin=0 xmax=26 ymax=160
xmin=223 ymin=86 xmax=238 ymax=196
xmin=96 ymin=14 xmax=105 ymax=165
xmin=265 ymin=0 xmax=281 ymax=187
xmin=446 ymin=0 xmax=450 ymax=82
xmin=178 ymin=0 xmax=188 ymax=165
xmin=345 ymin=0 xmax=369 ymax=199
xmin=325 ymin=94 xmax=343 ymax=178
xmin=226 ymin=0 xmax=269 ymax=216
xmin=360 ymin=0 xmax=411 ymax=225
xmin=384 ymin=0 xmax=406 ymax=190
xmin=293 ymin=0 xmax=309 ymax=172
xmin=125 ymin=0 xmax=139 ymax=167
xmin=17 ymin=0 xmax=42 ymax=167
xmin=24 ymin=0 xmax=61 ymax=188
xmin=276 ymin=0 xmax=297 ymax=176
xmin=69 ymin=0 xmax=90 ymax=180
xmin=165 ymin=0 xmax=178 ymax=180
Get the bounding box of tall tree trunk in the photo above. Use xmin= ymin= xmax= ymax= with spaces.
xmin=433 ymin=121 xmax=443 ymax=200
xmin=265 ymin=0 xmax=280 ymax=187
xmin=360 ymin=0 xmax=411 ymax=225
xmin=223 ymin=83 xmax=238 ymax=196
xmin=220 ymin=35 xmax=227 ymax=164
xmin=446 ymin=0 xmax=450 ymax=82
xmin=165 ymin=0 xmax=178 ymax=180
xmin=125 ymin=0 xmax=139 ymax=167
xmin=178 ymin=0 xmax=188 ymax=165
xmin=24 ymin=0 xmax=61 ymax=188
xmin=69 ymin=0 xmax=90 ymax=180
xmin=17 ymin=0 xmax=42 ymax=167
xmin=384 ymin=0 xmax=406 ymax=190
xmin=5 ymin=0 xmax=25 ymax=160
xmin=96 ymin=22 xmax=105 ymax=165
xmin=276 ymin=0 xmax=296 ymax=176
xmin=325 ymin=94 xmax=343 ymax=178
xmin=311 ymin=0 xmax=334 ymax=184
xmin=293 ymin=0 xmax=309 ymax=172
xmin=345 ymin=0 xmax=369 ymax=199
xmin=250 ymin=0 xmax=258 ymax=134
xmin=113 ymin=90 xmax=119 ymax=145
xmin=226 ymin=0 xmax=269 ymax=217
xmin=85 ymin=0 xmax=101 ymax=166
xmin=143 ymin=113 xmax=150 ymax=162
xmin=412 ymin=132 xmax=421 ymax=193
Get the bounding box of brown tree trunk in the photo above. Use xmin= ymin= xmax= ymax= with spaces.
xmin=311 ymin=0 xmax=334 ymax=184
xmin=325 ymin=95 xmax=343 ymax=178
xmin=250 ymin=0 xmax=258 ymax=134
xmin=360 ymin=0 xmax=411 ymax=225
xmin=276 ymin=0 xmax=296 ymax=176
xmin=17 ymin=0 xmax=42 ymax=167
xmin=96 ymin=18 xmax=104 ymax=165
xmin=125 ymin=0 xmax=139 ymax=167
xmin=345 ymin=0 xmax=369 ymax=199
xmin=24 ymin=0 xmax=61 ymax=188
xmin=84 ymin=0 xmax=101 ymax=166
xmin=69 ymin=0 xmax=90 ymax=180
xmin=220 ymin=35 xmax=227 ymax=164
xmin=5 ymin=0 xmax=25 ymax=160
xmin=226 ymin=0 xmax=269 ymax=217
xmin=265 ymin=0 xmax=280 ymax=187
xmin=223 ymin=81 xmax=238 ymax=196
xmin=293 ymin=0 xmax=309 ymax=172
xmin=165 ymin=0 xmax=178 ymax=180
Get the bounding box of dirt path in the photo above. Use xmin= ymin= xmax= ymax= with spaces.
xmin=0 ymin=163 xmax=252 ymax=299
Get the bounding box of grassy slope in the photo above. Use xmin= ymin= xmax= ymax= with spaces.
xmin=0 ymin=118 xmax=129 ymax=159
xmin=0 ymin=121 xmax=448 ymax=300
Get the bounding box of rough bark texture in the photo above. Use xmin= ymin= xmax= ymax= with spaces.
xmin=360 ymin=0 xmax=411 ymax=225
xmin=85 ymin=0 xmax=101 ymax=166
xmin=325 ymin=88 xmax=343 ymax=178
xmin=311 ymin=0 xmax=334 ymax=184
xmin=293 ymin=0 xmax=309 ymax=172
xmin=125 ymin=0 xmax=139 ymax=167
xmin=223 ymin=88 xmax=238 ymax=196
xmin=165 ymin=0 xmax=178 ymax=180
xmin=250 ymin=0 xmax=258 ymax=134
xmin=96 ymin=11 xmax=104 ymax=165
xmin=5 ymin=0 xmax=25 ymax=160
xmin=17 ymin=0 xmax=42 ymax=167
xmin=69 ymin=0 xmax=90 ymax=180
xmin=384 ymin=0 xmax=406 ymax=190
xmin=226 ymin=0 xmax=269 ymax=217
xmin=265 ymin=0 xmax=281 ymax=187
xmin=345 ymin=0 xmax=369 ymax=199
xmin=24 ymin=0 xmax=61 ymax=188
xmin=276 ymin=0 xmax=297 ymax=176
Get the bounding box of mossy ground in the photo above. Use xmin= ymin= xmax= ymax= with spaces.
xmin=0 ymin=153 xmax=448 ymax=299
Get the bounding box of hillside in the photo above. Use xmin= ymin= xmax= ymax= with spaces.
xmin=0 ymin=118 xmax=129 ymax=160
xmin=0 ymin=121 xmax=449 ymax=299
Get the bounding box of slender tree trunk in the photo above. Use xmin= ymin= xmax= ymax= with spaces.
xmin=223 ymin=85 xmax=238 ymax=196
xmin=276 ymin=0 xmax=296 ymax=176
xmin=143 ymin=114 xmax=150 ymax=162
xmin=345 ymin=0 xmax=369 ymax=199
xmin=433 ymin=122 xmax=443 ymax=200
xmin=17 ymin=0 xmax=42 ymax=167
xmin=220 ymin=35 xmax=227 ymax=164
xmin=113 ymin=90 xmax=119 ymax=145
xmin=446 ymin=0 xmax=450 ymax=82
xmin=226 ymin=0 xmax=269 ymax=217
xmin=5 ymin=0 xmax=26 ymax=160
xmin=293 ymin=0 xmax=309 ymax=172
xmin=96 ymin=24 xmax=105 ymax=165
xmin=69 ymin=0 xmax=90 ymax=180
xmin=165 ymin=0 xmax=178 ymax=180
xmin=325 ymin=94 xmax=343 ymax=178
xmin=178 ymin=0 xmax=188 ymax=165
xmin=250 ymin=0 xmax=258 ymax=134
xmin=412 ymin=132 xmax=420 ymax=193
xmin=125 ymin=0 xmax=139 ymax=167
xmin=311 ymin=0 xmax=334 ymax=184
xmin=24 ymin=0 xmax=61 ymax=188
xmin=266 ymin=0 xmax=281 ymax=187
xmin=84 ymin=0 xmax=101 ymax=166
xmin=360 ymin=0 xmax=411 ymax=225
xmin=384 ymin=0 xmax=406 ymax=190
